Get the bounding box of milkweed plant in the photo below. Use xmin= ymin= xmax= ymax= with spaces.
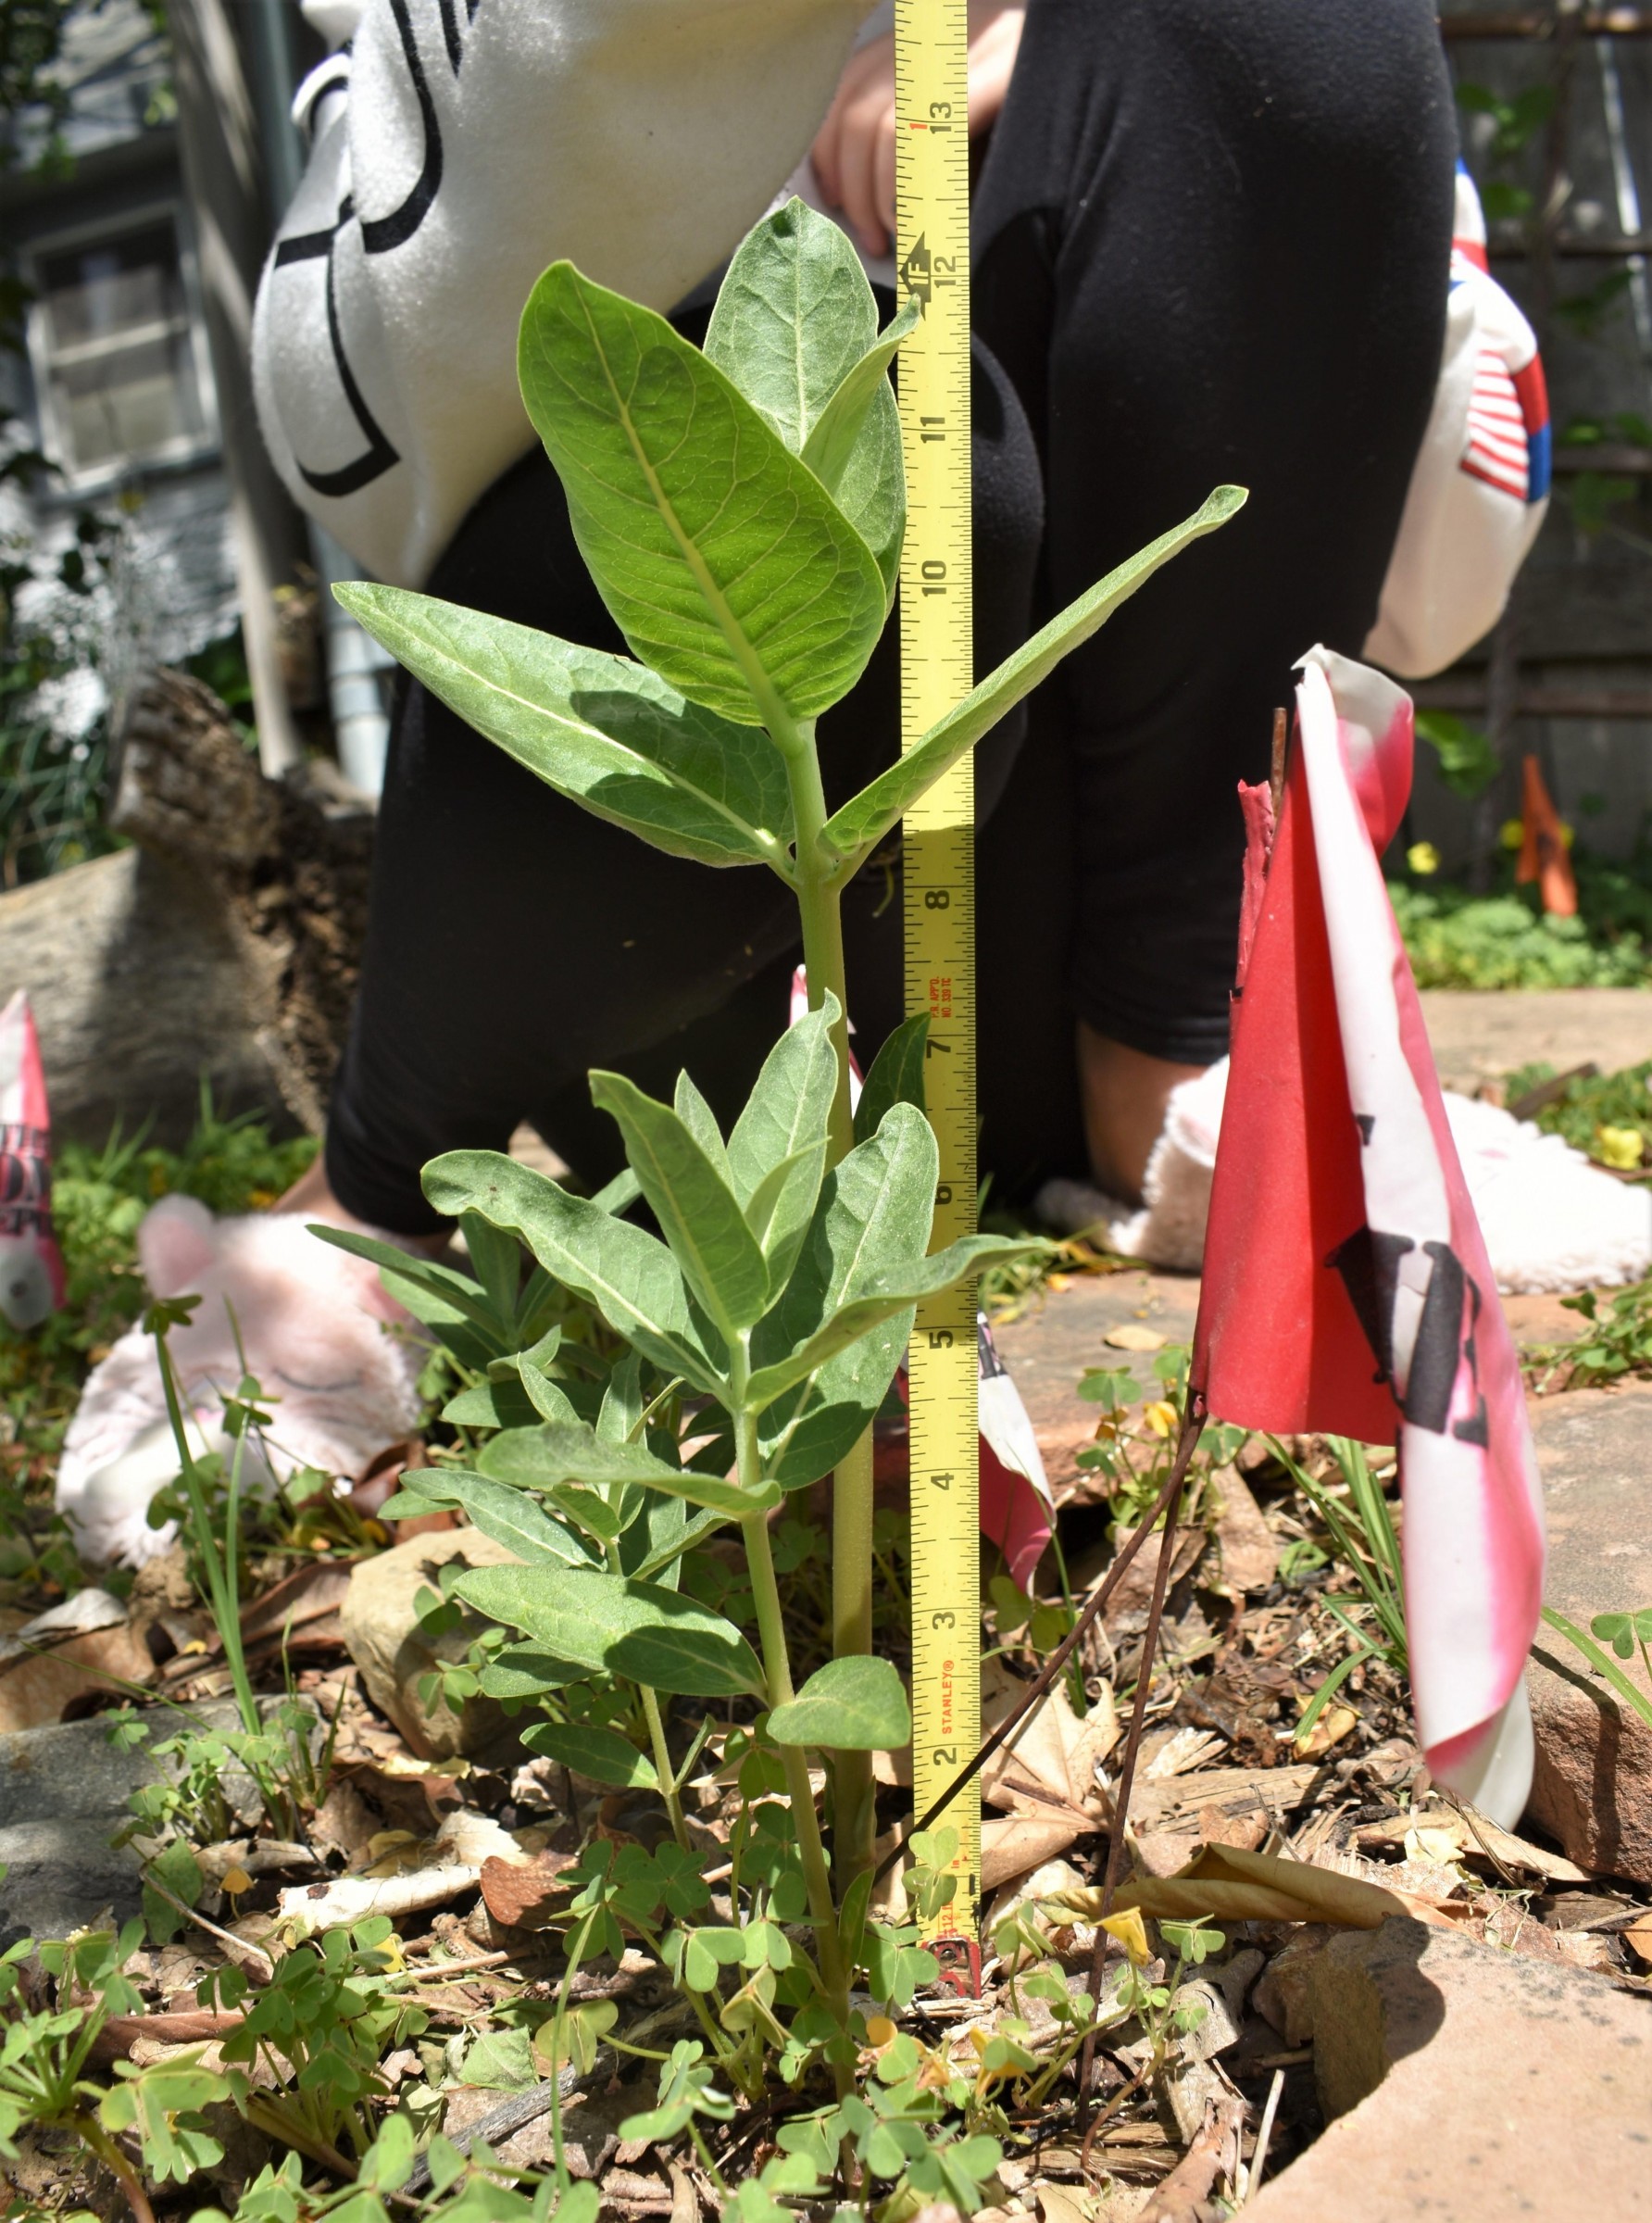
xmin=326 ymin=198 xmax=1244 ymax=2091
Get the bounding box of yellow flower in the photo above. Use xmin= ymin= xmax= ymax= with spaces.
xmin=220 ymin=1865 xmax=252 ymax=1899
xmin=1499 ymin=818 xmax=1524 ymax=851
xmin=1596 ymin=1125 xmax=1645 ymax=1170
xmin=1141 ymin=1400 xmax=1178 ymax=1439
xmin=1098 ymin=1908 xmax=1151 ymax=1964
xmin=1559 ymin=821 xmax=1575 ymax=849
xmin=1407 ymin=841 xmax=1440 ymax=876
xmin=864 ymin=2015 xmax=897 ymax=2050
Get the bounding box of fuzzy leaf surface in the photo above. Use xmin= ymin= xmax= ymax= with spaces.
xmin=422 ymin=1152 xmax=728 ymax=1395
xmin=519 ymin=262 xmax=885 ymax=725
xmin=590 ymin=1071 xmax=772 ymax=1338
xmin=334 ymin=589 xmax=793 ymax=872
xmin=456 ymin=1564 xmax=764 ymax=1698
xmin=522 ymin=1721 xmax=658 ymax=1790
xmin=485 ymin=1416 xmax=774 ymax=1517
xmin=853 ymin=1014 xmax=928 ymax=1146
xmin=383 ymin=1467 xmax=596 ymax=1565
xmin=768 ymin=1656 xmax=911 ymax=1751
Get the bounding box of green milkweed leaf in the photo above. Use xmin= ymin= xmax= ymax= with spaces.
xmin=456 ymin=1564 xmax=765 ymax=1698
xmin=750 ymin=1104 xmax=1040 ymax=1469
xmin=522 ymin=1721 xmax=658 ymax=1790
xmin=768 ymin=1655 xmax=911 ymax=1751
xmin=802 ymin=295 xmax=922 ymax=503
xmin=519 ymin=261 xmax=886 ymax=727
xmin=673 ymin=1072 xmax=732 ymax=1183
xmin=480 ymin=1644 xmax=584 ymax=1700
xmin=853 ymin=1014 xmax=928 ymax=1146
xmin=332 ymin=590 xmax=795 ymax=873
xmin=705 ymin=199 xmax=911 ymax=597
xmin=705 ymin=199 xmax=881 ymax=454
xmin=381 ymin=1467 xmax=596 ymax=1566
xmin=820 ymin=485 xmax=1248 ymax=865
xmin=590 ymin=1070 xmax=773 ymax=1338
xmin=422 ymin=1151 xmax=729 ymax=1397
xmin=482 ymin=1416 xmax=774 ymax=1518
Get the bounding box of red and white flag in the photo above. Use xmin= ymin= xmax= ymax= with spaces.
xmin=1193 ymin=648 xmax=1545 ymax=1825
xmin=0 ymin=990 xmax=66 ymax=1332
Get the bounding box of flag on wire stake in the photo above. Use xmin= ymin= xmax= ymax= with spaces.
xmin=0 ymin=990 xmax=66 ymax=1333
xmin=1192 ymin=647 xmax=1546 ymax=1827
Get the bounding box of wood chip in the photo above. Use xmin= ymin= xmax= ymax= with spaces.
xmin=1104 ymin=1325 xmax=1167 ymax=1352
xmin=479 ymin=1848 xmax=579 ymax=1929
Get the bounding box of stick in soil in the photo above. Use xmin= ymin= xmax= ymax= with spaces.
xmin=1079 ymin=1403 xmax=1206 ymax=2102
xmin=874 ymin=1400 xmax=1208 ymax=1891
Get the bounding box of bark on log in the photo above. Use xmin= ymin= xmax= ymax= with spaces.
xmin=0 ymin=670 xmax=372 ymax=1147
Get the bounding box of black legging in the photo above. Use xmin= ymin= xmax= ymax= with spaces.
xmin=325 ymin=0 xmax=1456 ymax=1234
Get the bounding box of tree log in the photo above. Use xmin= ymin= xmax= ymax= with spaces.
xmin=0 ymin=671 xmax=372 ymax=1147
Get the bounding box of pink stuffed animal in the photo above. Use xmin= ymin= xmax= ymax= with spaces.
xmin=56 ymin=1197 xmax=424 ymax=1566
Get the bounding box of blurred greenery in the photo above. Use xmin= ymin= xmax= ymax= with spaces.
xmin=1390 ymin=840 xmax=1652 ymax=990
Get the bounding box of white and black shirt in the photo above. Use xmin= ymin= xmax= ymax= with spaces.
xmin=253 ymin=0 xmax=876 ymax=586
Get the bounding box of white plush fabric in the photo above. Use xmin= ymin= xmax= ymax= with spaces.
xmin=1036 ymin=1057 xmax=1652 ymax=1296
xmin=56 ymin=1199 xmax=424 ymax=1567
xmin=254 ymin=0 xmax=876 ymax=588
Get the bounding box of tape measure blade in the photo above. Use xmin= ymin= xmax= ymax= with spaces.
xmin=895 ymin=0 xmax=980 ymax=1944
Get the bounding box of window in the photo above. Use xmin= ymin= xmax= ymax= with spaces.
xmin=29 ymin=211 xmax=214 ymax=480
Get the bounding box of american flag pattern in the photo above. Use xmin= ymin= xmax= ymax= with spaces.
xmin=1451 ymin=163 xmax=1551 ymax=506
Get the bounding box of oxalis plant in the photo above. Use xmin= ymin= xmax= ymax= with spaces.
xmin=326 ymin=200 xmax=1242 ymax=2091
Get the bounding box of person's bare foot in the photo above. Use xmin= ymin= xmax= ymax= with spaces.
xmin=1077 ymin=1024 xmax=1208 ymax=1208
xmin=277 ymin=1149 xmax=452 ymax=1257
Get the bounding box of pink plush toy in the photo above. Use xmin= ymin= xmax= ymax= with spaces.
xmin=56 ymin=1197 xmax=425 ymax=1566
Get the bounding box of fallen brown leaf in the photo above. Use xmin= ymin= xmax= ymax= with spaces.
xmin=1053 ymin=1842 xmax=1457 ymax=1930
xmin=1623 ymin=1911 xmax=1652 ymax=1966
xmin=479 ymin=1848 xmax=579 ymax=1929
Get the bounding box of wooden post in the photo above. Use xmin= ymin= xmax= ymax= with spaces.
xmin=168 ymin=0 xmax=309 ymax=777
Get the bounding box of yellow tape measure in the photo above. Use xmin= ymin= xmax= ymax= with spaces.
xmin=895 ymin=0 xmax=979 ymax=1954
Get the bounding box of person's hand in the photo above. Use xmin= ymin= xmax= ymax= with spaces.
xmin=809 ymin=6 xmax=1025 ymax=259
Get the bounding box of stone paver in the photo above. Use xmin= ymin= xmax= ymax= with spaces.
xmin=1419 ymin=986 xmax=1652 ymax=1096
xmin=1524 ymin=1384 xmax=1652 ymax=1883
xmin=342 ymin=1526 xmax=526 ymax=1762
xmin=995 ymin=1272 xmax=1579 ymax=1496
xmin=1247 ymin=1915 xmax=1652 ymax=2219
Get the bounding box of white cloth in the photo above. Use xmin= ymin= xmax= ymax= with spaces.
xmin=1362 ymin=165 xmax=1550 ymax=679
xmin=1038 ymin=1057 xmax=1652 ymax=1298
xmin=254 ymin=0 xmax=875 ymax=588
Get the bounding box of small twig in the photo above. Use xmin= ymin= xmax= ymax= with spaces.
xmin=1245 ymin=2067 xmax=1285 ymax=2204
xmin=391 ymin=1949 xmax=515 ymax=1984
xmin=1077 ymin=2055 xmax=1154 ymax=2175
xmin=1080 ymin=1403 xmax=1206 ymax=2099
xmin=140 ymin=1871 xmax=275 ymax=1982
xmin=872 ymin=1403 xmax=1209 ymax=1890
xmin=398 ymin=2060 xmax=601 ymax=2197
xmin=1269 ymin=706 xmax=1288 ymax=823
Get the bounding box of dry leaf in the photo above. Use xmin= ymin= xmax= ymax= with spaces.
xmin=479 ymin=1848 xmax=578 ymax=1929
xmin=1623 ymin=1912 xmax=1652 ymax=1966
xmin=1208 ymin=1466 xmax=1279 ymax=1597
xmin=1294 ymin=1703 xmax=1358 ymax=1759
xmin=1051 ymin=1841 xmax=1452 ymax=1930
xmin=1142 ymin=1727 xmax=1227 ymax=1779
xmin=982 ymin=1659 xmax=1117 ymax=1823
xmin=982 ymin=1814 xmax=1089 ymax=1891
xmin=1104 ymin=1324 xmax=1166 ymax=1352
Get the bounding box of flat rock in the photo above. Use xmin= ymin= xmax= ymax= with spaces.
xmin=1523 ymin=1385 xmax=1652 ymax=1882
xmin=342 ymin=1527 xmax=526 ymax=1762
xmin=1419 ymin=986 xmax=1652 ymax=1097
xmin=0 ymin=1702 xmax=299 ymax=1943
xmin=995 ymin=1275 xmax=1580 ymax=1502
xmin=993 ymin=1271 xmax=1200 ymax=1497
xmin=1248 ymin=1916 xmax=1651 ymax=2219
xmin=0 ymin=1818 xmax=144 ymax=1947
